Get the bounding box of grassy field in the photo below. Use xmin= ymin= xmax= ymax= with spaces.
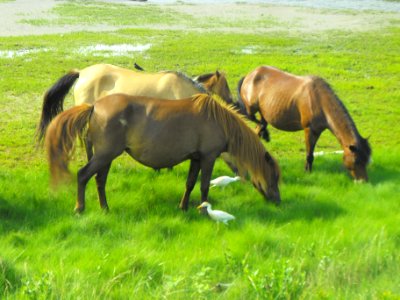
xmin=1 ymin=1 xmax=399 ymax=299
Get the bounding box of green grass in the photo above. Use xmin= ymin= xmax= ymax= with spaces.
xmin=1 ymin=1 xmax=400 ymax=299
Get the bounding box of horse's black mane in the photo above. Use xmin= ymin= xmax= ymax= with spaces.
xmin=195 ymin=73 xmax=214 ymax=82
xmin=164 ymin=70 xmax=207 ymax=93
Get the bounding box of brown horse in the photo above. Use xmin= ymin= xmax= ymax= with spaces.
xmin=45 ymin=94 xmax=281 ymax=213
xmin=237 ymin=66 xmax=371 ymax=181
xmin=194 ymin=71 xmax=233 ymax=104
xmin=37 ymin=63 xmax=233 ymax=142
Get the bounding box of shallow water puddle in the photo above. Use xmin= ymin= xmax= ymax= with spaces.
xmin=239 ymin=46 xmax=260 ymax=55
xmin=0 ymin=48 xmax=49 ymax=59
xmin=76 ymin=43 xmax=152 ymax=57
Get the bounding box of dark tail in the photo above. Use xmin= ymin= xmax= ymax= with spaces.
xmin=36 ymin=70 xmax=80 ymax=144
xmin=45 ymin=104 xmax=94 ymax=186
xmin=235 ymin=77 xmax=247 ymax=116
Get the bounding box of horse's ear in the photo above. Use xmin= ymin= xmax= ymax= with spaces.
xmin=265 ymin=152 xmax=273 ymax=163
xmin=349 ymin=145 xmax=358 ymax=153
xmin=216 ymin=70 xmax=220 ymax=78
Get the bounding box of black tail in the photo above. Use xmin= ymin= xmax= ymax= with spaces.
xmin=36 ymin=71 xmax=80 ymax=144
xmin=235 ymin=77 xmax=247 ymax=116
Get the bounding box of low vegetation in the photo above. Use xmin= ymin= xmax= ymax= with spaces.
xmin=0 ymin=1 xmax=399 ymax=299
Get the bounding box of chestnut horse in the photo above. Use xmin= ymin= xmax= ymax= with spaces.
xmin=194 ymin=71 xmax=233 ymax=104
xmin=37 ymin=63 xmax=232 ymax=142
xmin=46 ymin=94 xmax=281 ymax=213
xmin=237 ymin=66 xmax=371 ymax=181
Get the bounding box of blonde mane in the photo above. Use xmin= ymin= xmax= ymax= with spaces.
xmin=192 ymin=94 xmax=279 ymax=183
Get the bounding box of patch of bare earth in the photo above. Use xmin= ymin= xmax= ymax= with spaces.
xmin=169 ymin=3 xmax=398 ymax=33
xmin=0 ymin=0 xmax=398 ymax=36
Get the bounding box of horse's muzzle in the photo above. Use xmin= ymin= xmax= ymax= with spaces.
xmin=266 ymin=190 xmax=281 ymax=206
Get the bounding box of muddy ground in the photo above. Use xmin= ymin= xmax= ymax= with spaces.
xmin=0 ymin=0 xmax=399 ymax=36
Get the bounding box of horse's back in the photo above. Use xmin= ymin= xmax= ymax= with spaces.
xmin=242 ymin=66 xmax=319 ymax=131
xmin=242 ymin=66 xmax=305 ymax=108
xmin=74 ymin=64 xmax=201 ymax=105
xmin=74 ymin=64 xmax=139 ymax=105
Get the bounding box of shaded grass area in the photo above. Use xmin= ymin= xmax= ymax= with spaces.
xmin=0 ymin=6 xmax=400 ymax=299
xmin=0 ymin=152 xmax=399 ymax=298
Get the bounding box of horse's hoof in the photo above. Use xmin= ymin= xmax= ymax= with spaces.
xmin=74 ymin=206 xmax=85 ymax=214
xmin=304 ymin=165 xmax=312 ymax=172
xmin=262 ymin=132 xmax=270 ymax=142
xmin=179 ymin=204 xmax=188 ymax=212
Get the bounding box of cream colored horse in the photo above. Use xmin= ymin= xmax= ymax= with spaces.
xmin=37 ymin=64 xmax=232 ymax=141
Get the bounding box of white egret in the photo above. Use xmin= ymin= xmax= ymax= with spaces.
xmin=210 ymin=176 xmax=240 ymax=188
xmin=197 ymin=202 xmax=235 ymax=225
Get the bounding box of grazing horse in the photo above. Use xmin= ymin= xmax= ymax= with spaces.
xmin=45 ymin=94 xmax=281 ymax=213
xmin=194 ymin=71 xmax=233 ymax=104
xmin=237 ymin=66 xmax=371 ymax=181
xmin=37 ymin=64 xmax=233 ymax=142
xmin=132 ymin=63 xmax=234 ymax=105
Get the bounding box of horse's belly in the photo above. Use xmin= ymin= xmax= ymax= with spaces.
xmin=125 ymin=131 xmax=197 ymax=169
xmin=264 ymin=107 xmax=303 ymax=132
xmin=126 ymin=148 xmax=185 ymax=169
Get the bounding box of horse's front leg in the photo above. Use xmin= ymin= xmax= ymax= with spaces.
xmin=179 ymin=159 xmax=201 ymax=211
xmin=304 ymin=127 xmax=322 ymax=172
xmin=199 ymin=156 xmax=217 ymax=203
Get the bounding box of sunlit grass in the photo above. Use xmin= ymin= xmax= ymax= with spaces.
xmin=0 ymin=1 xmax=399 ymax=299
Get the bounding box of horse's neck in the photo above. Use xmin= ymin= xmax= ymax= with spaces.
xmin=323 ymin=96 xmax=360 ymax=148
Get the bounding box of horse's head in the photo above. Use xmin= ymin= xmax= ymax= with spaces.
xmin=195 ymin=71 xmax=233 ymax=104
xmin=343 ymin=137 xmax=371 ymax=182
xmin=251 ymin=152 xmax=281 ymax=205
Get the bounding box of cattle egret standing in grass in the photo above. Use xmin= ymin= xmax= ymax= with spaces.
xmin=197 ymin=202 xmax=235 ymax=225
xmin=210 ymin=176 xmax=240 ymax=188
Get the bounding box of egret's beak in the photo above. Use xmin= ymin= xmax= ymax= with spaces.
xmin=197 ymin=204 xmax=204 ymax=209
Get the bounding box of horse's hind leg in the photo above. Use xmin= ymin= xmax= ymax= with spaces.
xmin=258 ymin=117 xmax=270 ymax=142
xmin=84 ymin=137 xmax=93 ymax=161
xmin=304 ymin=127 xmax=322 ymax=172
xmin=180 ymin=159 xmax=201 ymax=211
xmin=75 ymin=156 xmax=114 ymax=213
xmin=250 ymin=114 xmax=270 ymax=142
xmin=95 ymin=162 xmax=112 ymax=211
